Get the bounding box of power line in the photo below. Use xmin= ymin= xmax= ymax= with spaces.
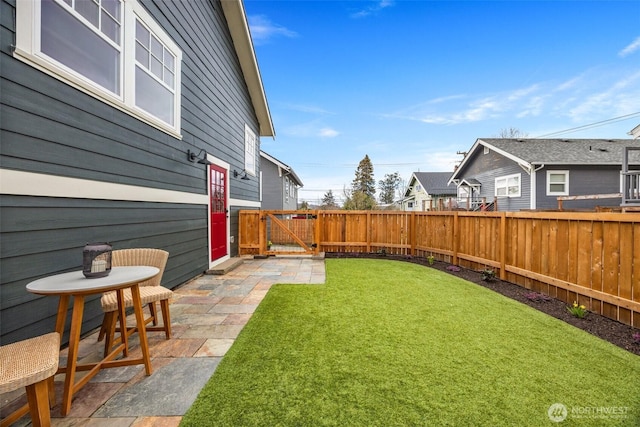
xmin=534 ymin=112 xmax=640 ymax=138
xmin=295 ymin=162 xmax=423 ymax=168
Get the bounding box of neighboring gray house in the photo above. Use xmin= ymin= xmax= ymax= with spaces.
xmin=401 ymin=172 xmax=456 ymax=211
xmin=260 ymin=151 xmax=303 ymax=210
xmin=449 ymin=138 xmax=640 ymax=211
xmin=629 ymin=124 xmax=640 ymax=140
xmin=0 ymin=0 xmax=274 ymax=343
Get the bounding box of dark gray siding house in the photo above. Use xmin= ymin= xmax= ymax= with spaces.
xmin=0 ymin=0 xmax=274 ymax=344
xmin=260 ymin=151 xmax=303 ymax=210
xmin=449 ymin=138 xmax=640 ymax=211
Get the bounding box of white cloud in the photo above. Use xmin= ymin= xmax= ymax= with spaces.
xmin=554 ymin=75 xmax=583 ymax=92
xmin=565 ymin=71 xmax=640 ymax=121
xmin=427 ymin=94 xmax=467 ymax=104
xmin=282 ymin=120 xmax=340 ymax=138
xmin=619 ymin=36 xmax=640 ymax=57
xmin=319 ymin=128 xmax=340 ymax=138
xmin=516 ymin=95 xmax=548 ymax=118
xmin=391 ymin=85 xmax=541 ymax=125
xmin=387 ymin=67 xmax=640 ymax=128
xmin=281 ymin=103 xmax=334 ymax=115
xmin=351 ymin=0 xmax=395 ymax=18
xmin=248 ymin=15 xmax=297 ymax=45
xmin=417 ymin=95 xmax=504 ymax=125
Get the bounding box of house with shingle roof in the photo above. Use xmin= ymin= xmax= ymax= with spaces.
xmin=401 ymin=172 xmax=457 ymax=211
xmin=260 ymin=151 xmax=304 ymax=210
xmin=448 ymin=138 xmax=640 ymax=211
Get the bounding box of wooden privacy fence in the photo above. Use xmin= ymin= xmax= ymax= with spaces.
xmin=239 ymin=210 xmax=640 ymax=328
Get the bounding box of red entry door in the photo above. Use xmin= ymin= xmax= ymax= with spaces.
xmin=209 ymin=164 xmax=228 ymax=261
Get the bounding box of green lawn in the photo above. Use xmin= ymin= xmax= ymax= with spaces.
xmin=181 ymin=259 xmax=640 ymax=426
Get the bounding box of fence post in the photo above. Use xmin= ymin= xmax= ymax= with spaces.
xmin=258 ymin=210 xmax=266 ymax=255
xmin=409 ymin=211 xmax=416 ymax=256
xmin=314 ymin=210 xmax=321 ymax=255
xmin=500 ymin=212 xmax=507 ymax=280
xmin=366 ymin=211 xmax=371 ymax=253
xmin=452 ymin=211 xmax=459 ymax=265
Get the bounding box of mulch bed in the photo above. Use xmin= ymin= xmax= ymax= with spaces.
xmin=325 ymin=252 xmax=640 ymax=357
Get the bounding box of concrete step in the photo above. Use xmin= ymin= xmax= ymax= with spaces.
xmin=206 ymin=257 xmax=244 ymax=275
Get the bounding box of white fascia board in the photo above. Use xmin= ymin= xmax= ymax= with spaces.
xmin=220 ymin=0 xmax=275 ymax=137
xmin=260 ymin=151 xmax=288 ymax=170
xmin=448 ymin=139 xmax=482 ymax=184
xmin=404 ymin=173 xmax=418 ymax=197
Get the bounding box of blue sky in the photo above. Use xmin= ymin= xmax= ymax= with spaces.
xmin=244 ymin=0 xmax=640 ymax=205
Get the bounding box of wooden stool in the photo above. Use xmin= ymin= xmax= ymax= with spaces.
xmin=0 ymin=332 xmax=60 ymax=427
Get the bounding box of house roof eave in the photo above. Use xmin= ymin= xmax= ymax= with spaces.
xmin=449 ymin=139 xmax=481 ymax=185
xmin=220 ymin=0 xmax=275 ymax=138
xmin=478 ymin=139 xmax=533 ymax=171
xmin=403 ymin=173 xmax=419 ymax=197
xmin=260 ymin=150 xmax=303 ymax=187
xmin=450 ymin=139 xmax=534 ymax=185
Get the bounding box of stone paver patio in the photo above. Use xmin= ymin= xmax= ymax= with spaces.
xmin=1 ymin=257 xmax=325 ymax=426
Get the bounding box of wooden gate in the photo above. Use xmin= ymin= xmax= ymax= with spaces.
xmin=263 ymin=210 xmax=319 ymax=255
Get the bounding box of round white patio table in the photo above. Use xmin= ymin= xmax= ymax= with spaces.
xmin=26 ymin=266 xmax=159 ymax=416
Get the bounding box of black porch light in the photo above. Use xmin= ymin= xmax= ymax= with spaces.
xmin=234 ymin=169 xmax=250 ymax=180
xmin=187 ymin=149 xmax=213 ymax=165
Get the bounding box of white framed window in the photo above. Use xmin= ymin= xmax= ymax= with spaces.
xmin=547 ymin=170 xmax=569 ymax=196
xmin=284 ymin=177 xmax=289 ymax=203
xmin=244 ymin=124 xmax=257 ymax=175
xmin=15 ymin=0 xmax=182 ymax=136
xmin=495 ymin=173 xmax=521 ymax=197
xmin=458 ymin=186 xmax=469 ymax=199
xmin=484 ymin=146 xmax=490 ymax=154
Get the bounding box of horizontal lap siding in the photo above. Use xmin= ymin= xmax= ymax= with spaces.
xmin=261 ymin=160 xmax=284 ymax=210
xmin=0 ymin=195 xmax=208 ymax=343
xmin=157 ymin=0 xmax=260 ymax=202
xmin=536 ymin=166 xmax=623 ymax=210
xmin=456 ymin=149 xmax=531 ymax=211
xmin=1 ymin=0 xmax=263 ymax=343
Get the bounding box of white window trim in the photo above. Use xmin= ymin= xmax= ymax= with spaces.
xmin=14 ymin=0 xmax=182 ymax=138
xmin=546 ymin=170 xmax=569 ymax=196
xmin=244 ymin=124 xmax=257 ymax=175
xmin=495 ymin=173 xmax=521 ymax=198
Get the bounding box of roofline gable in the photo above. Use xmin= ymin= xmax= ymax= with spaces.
xmin=478 ymin=139 xmax=532 ymax=169
xmin=260 ymin=150 xmax=303 ymax=187
xmin=449 ymin=138 xmax=532 ymax=184
xmin=403 ymin=173 xmax=419 ymax=197
xmin=220 ymin=0 xmax=275 ymax=137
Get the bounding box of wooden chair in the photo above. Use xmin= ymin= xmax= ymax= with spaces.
xmin=97 ymin=248 xmax=173 ymax=356
xmin=0 ymin=332 xmax=60 ymax=427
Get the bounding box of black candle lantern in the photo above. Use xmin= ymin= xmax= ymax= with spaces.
xmin=82 ymin=242 xmax=112 ymax=278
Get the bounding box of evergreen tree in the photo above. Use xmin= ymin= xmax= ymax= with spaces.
xmin=320 ymin=190 xmax=338 ymax=209
xmin=352 ymin=155 xmax=376 ymax=197
xmin=378 ymin=172 xmax=400 ymax=204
